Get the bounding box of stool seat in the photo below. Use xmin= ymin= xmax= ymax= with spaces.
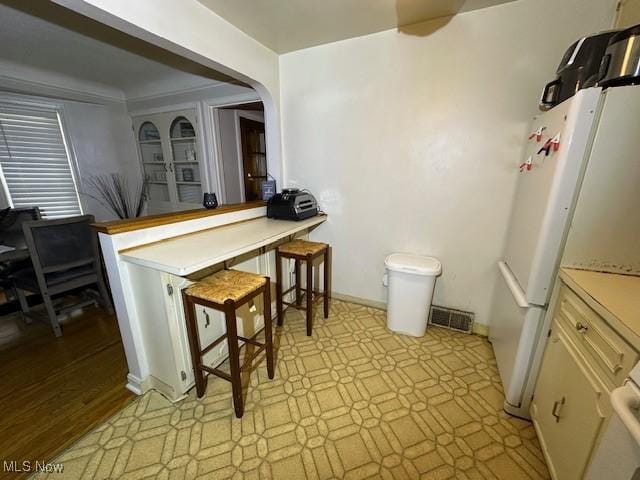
xmin=186 ymin=270 xmax=267 ymax=304
xmin=278 ymin=239 xmax=327 ymax=257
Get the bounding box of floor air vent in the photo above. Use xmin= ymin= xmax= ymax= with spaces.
xmin=429 ymin=305 xmax=474 ymax=334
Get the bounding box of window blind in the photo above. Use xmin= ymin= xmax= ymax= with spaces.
xmin=0 ymin=105 xmax=82 ymax=219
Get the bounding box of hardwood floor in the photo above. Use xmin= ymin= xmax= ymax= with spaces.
xmin=0 ymin=305 xmax=133 ymax=479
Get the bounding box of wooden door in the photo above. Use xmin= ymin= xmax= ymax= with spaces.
xmin=239 ymin=117 xmax=266 ymax=201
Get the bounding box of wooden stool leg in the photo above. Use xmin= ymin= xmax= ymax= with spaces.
xmin=306 ymin=253 xmax=313 ymax=336
xmin=263 ymin=281 xmax=275 ymax=379
xmin=323 ymin=248 xmax=330 ymax=319
xmin=224 ymin=299 xmax=244 ymax=418
xmin=295 ymin=259 xmax=302 ymax=306
xmin=183 ymin=293 xmax=207 ymax=398
xmin=276 ymin=250 xmax=284 ymax=326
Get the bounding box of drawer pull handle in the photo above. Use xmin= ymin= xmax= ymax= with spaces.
xmin=204 ymin=310 xmax=210 ymax=328
xmin=552 ymin=397 xmax=565 ymax=423
xmin=575 ymin=322 xmax=588 ymax=334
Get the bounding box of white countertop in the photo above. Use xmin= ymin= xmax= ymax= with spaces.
xmin=560 ymin=268 xmax=640 ymax=349
xmin=121 ymin=215 xmax=327 ymax=276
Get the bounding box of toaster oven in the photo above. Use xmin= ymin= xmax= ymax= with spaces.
xmin=266 ymin=188 xmax=318 ymax=221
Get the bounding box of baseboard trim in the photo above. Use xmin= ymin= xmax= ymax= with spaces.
xmin=472 ymin=323 xmax=489 ymax=337
xmin=503 ymin=400 xmax=532 ymax=420
xmin=331 ymin=291 xmax=489 ymax=337
xmin=331 ymin=292 xmax=386 ymax=310
xmin=126 ymin=373 xmax=144 ymax=395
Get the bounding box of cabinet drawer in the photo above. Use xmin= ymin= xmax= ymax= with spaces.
xmin=555 ymin=284 xmax=639 ymax=388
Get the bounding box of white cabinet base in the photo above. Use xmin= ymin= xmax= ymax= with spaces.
xmin=531 ymin=275 xmax=639 ymax=479
xmin=125 ymin=243 xmax=296 ymax=402
xmin=531 ymin=323 xmax=607 ymax=480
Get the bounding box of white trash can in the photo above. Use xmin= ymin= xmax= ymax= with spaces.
xmin=384 ymin=253 xmax=442 ymax=337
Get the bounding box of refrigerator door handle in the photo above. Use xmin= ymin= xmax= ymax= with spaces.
xmin=611 ymin=382 xmax=640 ymax=447
xmin=498 ymin=261 xmax=529 ymax=308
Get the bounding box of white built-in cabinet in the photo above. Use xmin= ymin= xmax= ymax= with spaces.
xmin=531 ymin=319 xmax=606 ymax=480
xmin=133 ymin=109 xmax=205 ymax=214
xmin=126 ymin=245 xmax=296 ymax=401
xmin=531 ymin=280 xmax=639 ymax=480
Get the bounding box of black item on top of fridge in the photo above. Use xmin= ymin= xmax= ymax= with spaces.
xmin=539 ymin=30 xmax=619 ymax=111
xmin=598 ymin=24 xmax=640 ymax=88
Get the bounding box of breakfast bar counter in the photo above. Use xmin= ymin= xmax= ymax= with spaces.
xmin=94 ymin=202 xmax=327 ymax=400
xmin=121 ymin=215 xmax=326 ymax=276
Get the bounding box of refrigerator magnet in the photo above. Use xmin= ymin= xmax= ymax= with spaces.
xmin=528 ymin=126 xmax=546 ymax=142
xmin=537 ymin=140 xmax=552 ymax=157
xmin=520 ymin=155 xmax=534 ymax=172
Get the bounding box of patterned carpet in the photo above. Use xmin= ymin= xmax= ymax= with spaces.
xmin=35 ymin=300 xmax=550 ymax=479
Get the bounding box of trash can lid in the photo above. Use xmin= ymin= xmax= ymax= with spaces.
xmin=385 ymin=253 xmax=442 ymax=276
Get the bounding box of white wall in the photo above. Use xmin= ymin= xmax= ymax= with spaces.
xmin=617 ymin=0 xmax=640 ymax=27
xmin=0 ymin=59 xmax=123 ymax=103
xmin=63 ymin=100 xmax=141 ymax=221
xmin=125 ymin=81 xmax=257 ymax=113
xmin=279 ymin=0 xmax=618 ymax=326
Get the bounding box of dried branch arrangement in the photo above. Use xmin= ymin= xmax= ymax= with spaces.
xmin=84 ymin=174 xmax=147 ymax=219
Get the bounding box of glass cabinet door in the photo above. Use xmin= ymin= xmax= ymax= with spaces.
xmin=134 ymin=109 xmax=205 ymax=213
xmin=169 ymin=116 xmax=202 ymax=205
xmin=138 ymin=121 xmax=170 ymax=205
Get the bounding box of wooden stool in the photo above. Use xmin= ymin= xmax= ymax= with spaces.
xmin=276 ymin=239 xmax=330 ymax=336
xmin=182 ymin=269 xmax=274 ymax=418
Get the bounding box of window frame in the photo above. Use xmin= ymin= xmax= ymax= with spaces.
xmin=0 ymin=92 xmax=84 ymax=217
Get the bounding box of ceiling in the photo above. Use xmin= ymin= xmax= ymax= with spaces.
xmin=0 ymin=1 xmax=243 ymax=100
xmin=197 ymin=0 xmax=517 ymax=53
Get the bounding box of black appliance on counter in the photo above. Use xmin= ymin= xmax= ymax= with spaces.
xmin=540 ymin=30 xmax=619 ymax=110
xmin=267 ymin=188 xmax=318 ymax=221
xmin=598 ymin=24 xmax=640 ymax=88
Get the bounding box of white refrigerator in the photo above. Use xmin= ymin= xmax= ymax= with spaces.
xmin=491 ymin=84 xmax=640 ymax=418
xmin=489 ymin=87 xmax=603 ymax=419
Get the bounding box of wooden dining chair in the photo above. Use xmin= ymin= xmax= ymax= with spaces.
xmin=11 ymin=214 xmax=112 ymax=337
